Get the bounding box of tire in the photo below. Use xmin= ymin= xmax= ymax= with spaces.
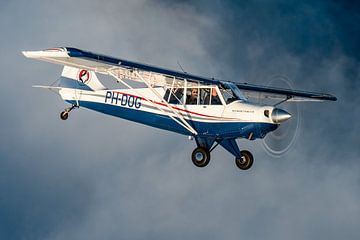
xmin=60 ymin=111 xmax=69 ymax=120
xmin=235 ymin=150 xmax=254 ymax=170
xmin=191 ymin=147 xmax=210 ymax=168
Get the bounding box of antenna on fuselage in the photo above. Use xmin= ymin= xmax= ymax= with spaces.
xmin=177 ymin=60 xmax=187 ymax=74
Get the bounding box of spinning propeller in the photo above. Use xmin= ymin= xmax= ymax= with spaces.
xmin=260 ymin=76 xmax=301 ymax=157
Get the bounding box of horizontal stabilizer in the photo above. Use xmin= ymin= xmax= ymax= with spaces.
xmin=32 ymin=85 xmax=63 ymax=94
xmin=32 ymin=85 xmax=62 ymax=90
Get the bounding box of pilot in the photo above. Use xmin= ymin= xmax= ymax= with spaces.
xmin=205 ymin=88 xmax=221 ymax=105
xmin=187 ymin=88 xmax=198 ymax=105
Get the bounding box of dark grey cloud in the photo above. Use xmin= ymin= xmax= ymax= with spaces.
xmin=0 ymin=0 xmax=359 ymax=240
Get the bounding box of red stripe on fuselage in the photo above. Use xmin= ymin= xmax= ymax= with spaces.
xmin=111 ymin=90 xmax=238 ymax=120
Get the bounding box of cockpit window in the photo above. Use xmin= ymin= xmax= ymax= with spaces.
xmin=164 ymin=88 xmax=184 ymax=104
xmin=219 ymin=83 xmax=246 ymax=104
xmin=200 ymin=88 xmax=210 ymax=105
xmin=170 ymin=88 xmax=184 ymax=104
xmin=219 ymin=87 xmax=239 ymax=104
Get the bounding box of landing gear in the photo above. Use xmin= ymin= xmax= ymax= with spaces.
xmin=191 ymin=138 xmax=254 ymax=170
xmin=60 ymin=111 xmax=69 ymax=120
xmin=191 ymin=147 xmax=210 ymax=168
xmin=235 ymin=150 xmax=254 ymax=170
xmin=60 ymin=104 xmax=78 ymax=120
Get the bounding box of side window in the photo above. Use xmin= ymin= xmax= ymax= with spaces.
xmin=200 ymin=88 xmax=210 ymax=105
xmin=186 ymin=88 xmax=199 ymax=105
xmin=169 ymin=88 xmax=184 ymax=104
xmin=210 ymin=88 xmax=222 ymax=105
xmin=163 ymin=89 xmax=170 ymax=102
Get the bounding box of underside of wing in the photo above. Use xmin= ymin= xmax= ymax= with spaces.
xmin=22 ymin=47 xmax=219 ymax=87
xmin=22 ymin=47 xmax=117 ymax=73
xmin=236 ymin=83 xmax=337 ymax=102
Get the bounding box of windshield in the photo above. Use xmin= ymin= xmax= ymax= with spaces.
xmin=219 ymin=82 xmax=246 ymax=104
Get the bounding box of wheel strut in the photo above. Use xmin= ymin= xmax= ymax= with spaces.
xmin=60 ymin=104 xmax=78 ymax=120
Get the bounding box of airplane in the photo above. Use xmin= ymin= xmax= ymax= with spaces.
xmin=22 ymin=47 xmax=337 ymax=170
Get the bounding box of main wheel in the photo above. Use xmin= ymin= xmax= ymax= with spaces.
xmin=235 ymin=150 xmax=254 ymax=170
xmin=191 ymin=147 xmax=210 ymax=168
xmin=60 ymin=111 xmax=69 ymax=120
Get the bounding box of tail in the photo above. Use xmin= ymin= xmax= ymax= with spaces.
xmin=59 ymin=66 xmax=107 ymax=91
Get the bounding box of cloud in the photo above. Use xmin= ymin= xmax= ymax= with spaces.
xmin=0 ymin=0 xmax=359 ymax=240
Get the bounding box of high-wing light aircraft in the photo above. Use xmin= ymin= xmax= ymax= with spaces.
xmin=22 ymin=47 xmax=337 ymax=170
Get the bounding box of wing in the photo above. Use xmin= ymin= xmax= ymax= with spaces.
xmin=22 ymin=47 xmax=219 ymax=87
xmin=22 ymin=47 xmax=337 ymax=102
xmin=236 ymin=83 xmax=337 ymax=102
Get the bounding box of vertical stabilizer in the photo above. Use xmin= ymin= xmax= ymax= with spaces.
xmin=60 ymin=66 xmax=107 ymax=91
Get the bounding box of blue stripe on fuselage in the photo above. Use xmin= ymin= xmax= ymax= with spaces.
xmin=67 ymin=100 xmax=277 ymax=139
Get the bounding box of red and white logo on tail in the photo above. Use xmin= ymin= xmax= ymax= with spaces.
xmin=78 ymin=69 xmax=90 ymax=84
xmin=61 ymin=66 xmax=106 ymax=91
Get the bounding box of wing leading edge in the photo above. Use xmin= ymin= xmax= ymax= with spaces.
xmin=22 ymin=47 xmax=337 ymax=102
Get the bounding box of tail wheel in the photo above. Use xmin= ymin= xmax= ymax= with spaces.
xmin=60 ymin=111 xmax=69 ymax=120
xmin=191 ymin=147 xmax=210 ymax=168
xmin=235 ymin=150 xmax=254 ymax=170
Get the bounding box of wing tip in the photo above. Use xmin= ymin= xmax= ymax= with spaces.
xmin=329 ymin=96 xmax=337 ymax=101
xmin=315 ymin=94 xmax=337 ymax=101
xmin=22 ymin=47 xmax=70 ymax=59
xmin=22 ymin=51 xmax=32 ymax=58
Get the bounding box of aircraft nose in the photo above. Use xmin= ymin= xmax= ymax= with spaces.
xmin=271 ymin=108 xmax=291 ymax=123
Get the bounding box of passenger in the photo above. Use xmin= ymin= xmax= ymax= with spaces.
xmin=211 ymin=88 xmax=221 ymax=105
xmin=205 ymin=88 xmax=221 ymax=105
xmin=187 ymin=88 xmax=198 ymax=105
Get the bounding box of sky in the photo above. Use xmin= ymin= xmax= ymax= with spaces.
xmin=0 ymin=0 xmax=359 ymax=239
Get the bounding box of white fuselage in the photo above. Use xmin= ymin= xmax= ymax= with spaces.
xmin=59 ymin=87 xmax=278 ymax=139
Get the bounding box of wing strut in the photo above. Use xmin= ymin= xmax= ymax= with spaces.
xmin=274 ymin=95 xmax=293 ymax=106
xmin=107 ymin=69 xmax=198 ymax=135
